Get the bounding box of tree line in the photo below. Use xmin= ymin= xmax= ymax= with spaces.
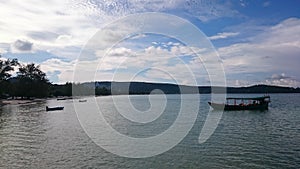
xmin=0 ymin=56 xmax=49 ymax=99
xmin=0 ymin=56 xmax=110 ymax=99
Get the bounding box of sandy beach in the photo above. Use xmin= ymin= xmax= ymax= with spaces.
xmin=0 ymin=99 xmax=46 ymax=106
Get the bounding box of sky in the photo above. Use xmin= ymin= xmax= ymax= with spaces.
xmin=0 ymin=0 xmax=299 ymax=87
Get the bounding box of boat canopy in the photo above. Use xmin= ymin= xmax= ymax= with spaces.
xmin=226 ymin=96 xmax=270 ymax=101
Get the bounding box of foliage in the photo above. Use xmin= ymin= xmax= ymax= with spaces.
xmin=14 ymin=63 xmax=50 ymax=98
xmin=0 ymin=55 xmax=19 ymax=97
xmin=0 ymin=55 xmax=18 ymax=81
xmin=49 ymin=82 xmax=72 ymax=97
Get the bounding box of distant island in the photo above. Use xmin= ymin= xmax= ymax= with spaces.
xmin=52 ymin=81 xmax=300 ymax=97
xmin=1 ymin=56 xmax=300 ymax=100
xmin=94 ymin=81 xmax=300 ymax=94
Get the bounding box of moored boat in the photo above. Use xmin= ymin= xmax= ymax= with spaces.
xmin=208 ymin=96 xmax=270 ymax=111
xmin=57 ymin=97 xmax=73 ymax=101
xmin=46 ymin=106 xmax=64 ymax=111
xmin=79 ymin=99 xmax=87 ymax=102
xmin=57 ymin=98 xmax=66 ymax=101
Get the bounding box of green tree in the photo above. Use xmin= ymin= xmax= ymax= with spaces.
xmin=95 ymin=86 xmax=110 ymax=95
xmin=0 ymin=55 xmax=18 ymax=98
xmin=16 ymin=63 xmax=49 ymax=98
xmin=49 ymin=82 xmax=73 ymax=97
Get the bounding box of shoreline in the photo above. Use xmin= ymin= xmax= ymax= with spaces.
xmin=0 ymin=98 xmax=47 ymax=106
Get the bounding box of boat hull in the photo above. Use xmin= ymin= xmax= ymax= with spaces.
xmin=208 ymin=102 xmax=269 ymax=111
xmin=46 ymin=106 xmax=64 ymax=111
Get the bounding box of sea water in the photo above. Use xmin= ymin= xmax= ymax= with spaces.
xmin=0 ymin=94 xmax=299 ymax=168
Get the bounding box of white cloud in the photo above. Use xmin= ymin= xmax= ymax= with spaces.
xmin=131 ymin=33 xmax=147 ymax=40
xmin=264 ymin=73 xmax=300 ymax=87
xmin=263 ymin=1 xmax=271 ymax=7
xmin=208 ymin=32 xmax=240 ymax=40
xmin=94 ymin=44 xmax=212 ymax=85
xmin=219 ymin=18 xmax=300 ymax=82
xmin=40 ymin=58 xmax=76 ymax=83
xmin=182 ymin=0 xmax=240 ymax=22
xmin=0 ymin=47 xmax=7 ymax=54
xmin=107 ymin=47 xmax=135 ymax=57
xmin=36 ymin=37 xmax=221 ymax=85
xmin=234 ymin=79 xmax=251 ymax=87
xmin=69 ymin=0 xmax=239 ymax=22
xmin=0 ymin=0 xmax=98 ymax=58
xmin=271 ymin=73 xmax=289 ymax=80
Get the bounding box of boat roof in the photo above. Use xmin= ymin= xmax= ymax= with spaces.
xmin=226 ymin=96 xmax=270 ymax=100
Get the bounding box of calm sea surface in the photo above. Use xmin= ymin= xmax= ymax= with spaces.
xmin=0 ymin=94 xmax=299 ymax=169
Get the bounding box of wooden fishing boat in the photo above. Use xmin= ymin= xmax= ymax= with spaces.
xmin=57 ymin=98 xmax=66 ymax=101
xmin=208 ymin=96 xmax=270 ymax=111
xmin=46 ymin=106 xmax=64 ymax=111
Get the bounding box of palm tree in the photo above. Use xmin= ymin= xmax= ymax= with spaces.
xmin=16 ymin=63 xmax=50 ymax=98
xmin=0 ymin=55 xmax=18 ymax=81
xmin=0 ymin=55 xmax=18 ymax=99
xmin=17 ymin=63 xmax=47 ymax=81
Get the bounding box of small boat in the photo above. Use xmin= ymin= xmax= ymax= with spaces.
xmin=79 ymin=99 xmax=87 ymax=102
xmin=57 ymin=97 xmax=73 ymax=101
xmin=46 ymin=106 xmax=64 ymax=111
xmin=208 ymin=96 xmax=270 ymax=111
xmin=57 ymin=98 xmax=66 ymax=101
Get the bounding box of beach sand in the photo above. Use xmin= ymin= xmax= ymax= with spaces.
xmin=0 ymin=99 xmax=46 ymax=106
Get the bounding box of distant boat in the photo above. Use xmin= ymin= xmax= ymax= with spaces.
xmin=79 ymin=99 xmax=87 ymax=102
xmin=46 ymin=106 xmax=64 ymax=111
xmin=57 ymin=97 xmax=66 ymax=100
xmin=208 ymin=95 xmax=271 ymax=111
xmin=57 ymin=97 xmax=73 ymax=101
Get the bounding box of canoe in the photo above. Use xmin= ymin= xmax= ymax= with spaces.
xmin=57 ymin=98 xmax=66 ymax=101
xmin=46 ymin=106 xmax=64 ymax=111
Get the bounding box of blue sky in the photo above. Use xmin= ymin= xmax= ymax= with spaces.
xmin=0 ymin=0 xmax=299 ymax=87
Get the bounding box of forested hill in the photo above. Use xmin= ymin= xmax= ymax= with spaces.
xmin=85 ymin=81 xmax=300 ymax=95
xmin=226 ymin=84 xmax=300 ymax=93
